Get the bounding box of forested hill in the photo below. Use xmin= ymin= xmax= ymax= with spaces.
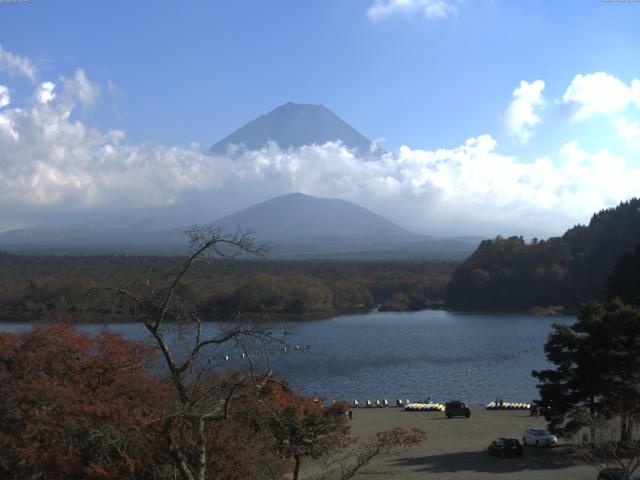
xmin=446 ymin=198 xmax=640 ymax=311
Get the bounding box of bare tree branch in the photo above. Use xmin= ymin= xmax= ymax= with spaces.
xmin=102 ymin=225 xmax=278 ymax=480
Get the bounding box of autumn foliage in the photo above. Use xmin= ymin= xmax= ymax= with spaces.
xmin=257 ymin=381 xmax=349 ymax=479
xmin=0 ymin=326 xmax=349 ymax=479
xmin=0 ymin=325 xmax=169 ymax=479
xmin=0 ymin=324 xmax=424 ymax=480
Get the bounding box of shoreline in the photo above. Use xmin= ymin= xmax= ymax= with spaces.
xmin=0 ymin=304 xmax=575 ymax=325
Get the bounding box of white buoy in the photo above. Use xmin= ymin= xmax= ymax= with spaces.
xmin=224 ymin=355 xmax=229 ymax=361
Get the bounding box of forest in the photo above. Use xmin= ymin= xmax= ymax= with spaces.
xmin=446 ymin=198 xmax=640 ymax=312
xmin=0 ymin=253 xmax=456 ymax=323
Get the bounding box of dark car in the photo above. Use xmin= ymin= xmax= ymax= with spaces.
xmin=488 ymin=437 xmax=523 ymax=458
xmin=445 ymin=400 xmax=470 ymax=418
xmin=597 ymin=468 xmax=638 ymax=480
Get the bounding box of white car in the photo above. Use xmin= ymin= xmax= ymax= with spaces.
xmin=522 ymin=428 xmax=558 ymax=447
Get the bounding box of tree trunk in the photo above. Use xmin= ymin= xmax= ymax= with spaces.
xmin=165 ymin=418 xmax=196 ymax=480
xmin=589 ymin=396 xmax=597 ymax=444
xmin=293 ymin=454 xmax=301 ymax=480
xmin=195 ymin=417 xmax=207 ymax=480
xmin=620 ymin=415 xmax=630 ymax=444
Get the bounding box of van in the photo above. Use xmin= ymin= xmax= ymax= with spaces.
xmin=445 ymin=400 xmax=471 ymax=418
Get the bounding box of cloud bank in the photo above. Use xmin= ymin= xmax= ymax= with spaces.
xmin=1 ymin=46 xmax=639 ymax=237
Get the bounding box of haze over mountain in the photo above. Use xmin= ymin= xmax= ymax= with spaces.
xmin=214 ymin=192 xmax=413 ymax=241
xmin=0 ymin=192 xmax=480 ymax=259
xmin=213 ymin=192 xmax=480 ymax=259
xmin=207 ymin=102 xmax=374 ymax=154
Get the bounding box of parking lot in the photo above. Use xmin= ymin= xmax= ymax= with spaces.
xmin=345 ymin=406 xmax=596 ymax=480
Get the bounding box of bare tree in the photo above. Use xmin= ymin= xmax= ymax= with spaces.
xmin=578 ymin=417 xmax=640 ymax=480
xmin=107 ymin=225 xmax=280 ymax=480
xmin=315 ymin=427 xmax=427 ymax=480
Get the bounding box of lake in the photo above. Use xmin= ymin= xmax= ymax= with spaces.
xmin=0 ymin=310 xmax=573 ymax=405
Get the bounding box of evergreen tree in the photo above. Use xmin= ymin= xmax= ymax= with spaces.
xmin=533 ymin=300 xmax=640 ymax=442
xmin=447 ymin=198 xmax=640 ymax=310
xmin=608 ymin=244 xmax=640 ymax=306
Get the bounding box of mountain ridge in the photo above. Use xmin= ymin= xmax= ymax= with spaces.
xmin=208 ymin=102 xmax=374 ymax=154
xmin=0 ymin=192 xmax=480 ymax=260
xmin=213 ymin=192 xmax=417 ymax=241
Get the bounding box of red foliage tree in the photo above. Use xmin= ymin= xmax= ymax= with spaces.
xmin=257 ymin=380 xmax=349 ymax=480
xmin=0 ymin=324 xmax=170 ymax=479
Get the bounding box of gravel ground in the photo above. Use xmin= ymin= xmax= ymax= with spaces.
xmin=336 ymin=406 xmax=596 ymax=480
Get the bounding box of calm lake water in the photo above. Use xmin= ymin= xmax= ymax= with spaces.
xmin=0 ymin=310 xmax=573 ymax=405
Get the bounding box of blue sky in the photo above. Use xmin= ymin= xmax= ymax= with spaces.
xmin=2 ymin=0 xmax=639 ymax=154
xmin=1 ymin=0 xmax=640 ymax=235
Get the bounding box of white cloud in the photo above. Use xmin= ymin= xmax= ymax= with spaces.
xmin=0 ymin=45 xmax=37 ymax=81
xmin=367 ymin=0 xmax=459 ymax=20
xmin=62 ymin=69 xmax=99 ymax=109
xmin=35 ymin=81 xmax=56 ymax=104
xmin=1 ymin=59 xmax=640 ymax=236
xmin=562 ymin=72 xmax=640 ymax=120
xmin=2 ymin=72 xmax=638 ymax=236
xmin=0 ymin=73 xmax=221 ymax=211
xmin=504 ymin=80 xmax=545 ymax=143
xmin=0 ymin=85 xmax=9 ymax=108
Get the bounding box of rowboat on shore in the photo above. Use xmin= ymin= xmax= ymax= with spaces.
xmin=485 ymin=401 xmax=530 ymax=410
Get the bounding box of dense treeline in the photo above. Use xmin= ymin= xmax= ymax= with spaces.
xmin=446 ymin=198 xmax=640 ymax=311
xmin=608 ymin=243 xmax=640 ymax=307
xmin=0 ymin=253 xmax=456 ymax=322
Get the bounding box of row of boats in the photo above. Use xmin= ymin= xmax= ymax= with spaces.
xmin=353 ymin=399 xmax=392 ymax=408
xmin=352 ymin=399 xmax=443 ymax=410
xmin=485 ymin=401 xmax=531 ymax=410
xmin=404 ymin=403 xmax=446 ymax=412
xmin=349 ymin=399 xmax=532 ymax=410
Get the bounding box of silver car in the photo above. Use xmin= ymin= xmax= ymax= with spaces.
xmin=522 ymin=428 xmax=558 ymax=447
